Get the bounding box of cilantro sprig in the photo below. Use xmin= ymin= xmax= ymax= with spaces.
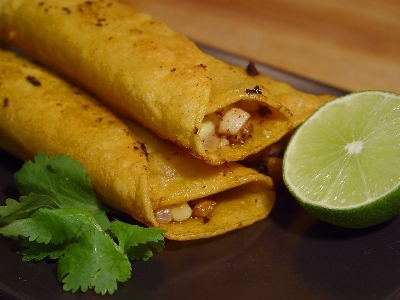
xmin=0 ymin=153 xmax=165 ymax=295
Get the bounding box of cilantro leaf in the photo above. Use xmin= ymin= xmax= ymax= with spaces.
xmin=0 ymin=153 xmax=166 ymax=295
xmin=19 ymin=239 xmax=66 ymax=261
xmin=126 ymin=242 xmax=163 ymax=262
xmin=23 ymin=208 xmax=107 ymax=245
xmin=0 ymin=218 xmax=28 ymax=239
xmin=57 ymin=228 xmax=131 ymax=295
xmin=91 ymin=210 xmax=112 ymax=231
xmin=15 ymin=153 xmax=108 ymax=212
xmin=0 ymin=194 xmax=58 ymax=224
xmin=111 ymin=220 xmax=165 ymax=261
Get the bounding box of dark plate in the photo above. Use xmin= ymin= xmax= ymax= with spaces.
xmin=1 ymin=45 xmax=400 ymax=300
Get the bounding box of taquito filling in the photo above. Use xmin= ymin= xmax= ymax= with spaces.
xmin=199 ymin=101 xmax=273 ymax=152
xmin=155 ymin=199 xmax=218 ymax=224
xmin=242 ymin=132 xmax=293 ymax=184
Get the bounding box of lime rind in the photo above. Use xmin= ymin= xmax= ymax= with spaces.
xmin=283 ymin=90 xmax=400 ymax=228
xmin=297 ymin=186 xmax=400 ymax=228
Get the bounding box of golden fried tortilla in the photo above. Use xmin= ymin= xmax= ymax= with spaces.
xmin=126 ymin=119 xmax=275 ymax=239
xmin=0 ymin=48 xmax=275 ymax=240
xmin=0 ymin=0 xmax=292 ymax=165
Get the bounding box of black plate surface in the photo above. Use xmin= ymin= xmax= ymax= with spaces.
xmin=1 ymin=45 xmax=399 ymax=300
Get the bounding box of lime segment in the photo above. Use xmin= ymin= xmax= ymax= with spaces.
xmin=283 ymin=90 xmax=400 ymax=228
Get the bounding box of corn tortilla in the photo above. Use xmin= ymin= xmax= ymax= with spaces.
xmin=0 ymin=48 xmax=275 ymax=240
xmin=0 ymin=0 xmax=294 ymax=165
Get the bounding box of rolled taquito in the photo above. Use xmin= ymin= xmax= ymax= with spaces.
xmin=0 ymin=48 xmax=275 ymax=240
xmin=0 ymin=0 xmax=292 ymax=165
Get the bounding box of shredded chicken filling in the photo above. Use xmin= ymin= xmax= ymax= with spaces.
xmin=155 ymin=199 xmax=217 ymax=224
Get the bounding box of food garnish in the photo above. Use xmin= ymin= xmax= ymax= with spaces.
xmin=0 ymin=153 xmax=165 ymax=295
xmin=283 ymin=90 xmax=400 ymax=228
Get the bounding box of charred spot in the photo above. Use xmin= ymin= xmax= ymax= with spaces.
xmin=246 ymin=61 xmax=260 ymax=76
xmin=62 ymin=7 xmax=71 ymax=14
xmin=203 ymin=217 xmax=211 ymax=224
xmin=3 ymin=98 xmax=9 ymax=108
xmin=123 ymin=128 xmax=132 ymax=136
xmin=26 ymin=76 xmax=41 ymax=86
xmin=194 ymin=126 xmax=199 ymax=134
xmin=82 ymin=104 xmax=90 ymax=110
xmin=246 ymin=85 xmax=262 ymax=95
xmin=96 ymin=117 xmax=103 ymax=122
xmin=130 ymin=29 xmax=143 ymax=34
xmin=56 ymin=103 xmax=62 ymax=106
xmin=198 ymin=63 xmax=207 ymax=70
xmin=140 ymin=142 xmax=148 ymax=160
xmin=170 ymin=68 xmax=176 ymax=72
xmin=96 ymin=18 xmax=107 ymax=26
xmin=258 ymin=105 xmax=271 ymax=117
xmin=38 ymin=2 xmax=44 ymax=6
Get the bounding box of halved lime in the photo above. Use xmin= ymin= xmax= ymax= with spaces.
xmin=283 ymin=90 xmax=400 ymax=228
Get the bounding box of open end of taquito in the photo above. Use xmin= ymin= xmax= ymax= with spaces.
xmin=233 ymin=64 xmax=334 ymax=185
xmin=0 ymin=0 xmax=293 ymax=165
xmin=158 ymin=181 xmax=274 ymax=240
xmin=124 ymin=119 xmax=275 ymax=240
xmin=231 ymin=63 xmax=335 ymax=128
